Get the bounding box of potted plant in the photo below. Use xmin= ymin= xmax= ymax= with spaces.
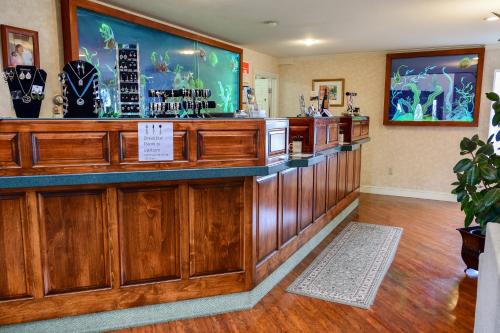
xmin=452 ymin=91 xmax=500 ymax=271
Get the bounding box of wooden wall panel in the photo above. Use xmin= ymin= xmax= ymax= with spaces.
xmin=256 ymin=175 xmax=279 ymax=262
xmin=327 ymin=153 xmax=338 ymax=209
xmin=188 ymin=181 xmax=245 ymax=276
xmin=0 ymin=119 xmax=280 ymax=176
xmin=197 ymin=130 xmax=259 ymax=160
xmin=0 ymin=133 xmax=20 ymax=168
xmin=354 ymin=148 xmax=362 ymax=190
xmin=38 ymin=190 xmax=110 ymax=295
xmin=32 ymin=132 xmax=110 ymax=166
xmin=0 ymin=194 xmax=30 ymax=300
xmin=337 ymin=152 xmax=347 ymax=201
xmin=119 ymin=131 xmax=188 ymax=163
xmin=280 ymin=168 xmax=298 ymax=245
xmin=314 ymin=160 xmax=327 ymax=220
xmin=118 ymin=187 xmax=181 ymax=285
xmin=327 ymin=123 xmax=338 ymax=145
xmin=315 ymin=123 xmax=327 ymax=148
xmin=347 ymin=151 xmax=355 ymax=194
xmin=299 ymin=166 xmax=314 ymax=231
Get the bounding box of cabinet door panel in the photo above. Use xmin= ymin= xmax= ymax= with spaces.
xmin=347 ymin=151 xmax=355 ymax=194
xmin=338 ymin=152 xmax=347 ymax=200
xmin=354 ymin=148 xmax=362 ymax=189
xmin=189 ymin=181 xmax=245 ymax=277
xmin=314 ymin=160 xmax=327 ymax=220
xmin=38 ymin=190 xmax=110 ymax=295
xmin=0 ymin=194 xmax=31 ymax=300
xmin=118 ymin=187 xmax=181 ymax=285
xmin=280 ymin=168 xmax=298 ymax=245
xmin=327 ymin=154 xmax=338 ymax=209
xmin=299 ymin=166 xmax=314 ymax=230
xmin=256 ymin=175 xmax=279 ymax=262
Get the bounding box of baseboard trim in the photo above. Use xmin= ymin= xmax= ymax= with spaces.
xmin=360 ymin=185 xmax=455 ymax=202
xmin=1 ymin=200 xmax=359 ymax=333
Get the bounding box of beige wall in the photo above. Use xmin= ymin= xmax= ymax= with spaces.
xmin=242 ymin=47 xmax=279 ymax=88
xmin=0 ymin=0 xmax=63 ymax=118
xmin=278 ymin=48 xmax=499 ymax=198
xmin=0 ymin=0 xmax=276 ymax=118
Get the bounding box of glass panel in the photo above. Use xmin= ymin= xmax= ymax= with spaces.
xmin=71 ymin=8 xmax=239 ymax=118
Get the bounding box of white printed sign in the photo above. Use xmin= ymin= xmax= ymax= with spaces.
xmin=138 ymin=122 xmax=173 ymax=161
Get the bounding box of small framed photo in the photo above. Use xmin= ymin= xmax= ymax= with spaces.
xmin=312 ymin=78 xmax=345 ymax=107
xmin=1 ymin=25 xmax=40 ymax=68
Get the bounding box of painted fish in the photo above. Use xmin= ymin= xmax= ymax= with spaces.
xmin=458 ymin=57 xmax=473 ymax=69
xmin=229 ymin=55 xmax=239 ymax=73
xmin=208 ymin=52 xmax=218 ymax=67
xmin=199 ymin=48 xmax=207 ymax=62
xmin=99 ymin=24 xmax=116 ymax=49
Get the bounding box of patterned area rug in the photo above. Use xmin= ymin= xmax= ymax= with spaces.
xmin=287 ymin=222 xmax=402 ymax=309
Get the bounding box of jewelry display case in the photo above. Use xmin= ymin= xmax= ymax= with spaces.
xmin=338 ymin=116 xmax=370 ymax=143
xmin=288 ymin=117 xmax=340 ymax=154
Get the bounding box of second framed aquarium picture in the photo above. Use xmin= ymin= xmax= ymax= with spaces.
xmin=384 ymin=48 xmax=484 ymax=127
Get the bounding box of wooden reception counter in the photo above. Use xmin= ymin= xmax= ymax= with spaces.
xmin=0 ymin=117 xmax=368 ymax=325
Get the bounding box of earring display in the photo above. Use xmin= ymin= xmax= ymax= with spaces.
xmin=116 ymin=43 xmax=141 ymax=118
xmin=2 ymin=65 xmax=47 ymax=118
xmin=148 ymin=88 xmax=215 ymax=118
xmin=59 ymin=60 xmax=101 ymax=118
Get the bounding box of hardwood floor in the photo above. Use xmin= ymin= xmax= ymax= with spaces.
xmin=113 ymin=193 xmax=477 ymax=333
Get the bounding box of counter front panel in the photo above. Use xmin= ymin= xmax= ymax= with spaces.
xmin=0 ymin=119 xmax=289 ymax=176
xmin=0 ymin=117 xmax=368 ymax=325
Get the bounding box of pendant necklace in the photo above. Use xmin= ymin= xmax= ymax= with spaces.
xmin=68 ymin=62 xmax=95 ymax=86
xmin=66 ymin=73 xmax=97 ymax=106
xmin=16 ymin=68 xmax=37 ymax=103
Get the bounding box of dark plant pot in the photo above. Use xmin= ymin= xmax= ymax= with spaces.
xmin=457 ymin=226 xmax=486 ymax=271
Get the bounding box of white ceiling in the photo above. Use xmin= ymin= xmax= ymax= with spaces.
xmin=101 ymin=0 xmax=500 ymax=57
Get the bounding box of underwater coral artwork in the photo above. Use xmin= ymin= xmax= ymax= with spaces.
xmin=384 ymin=49 xmax=484 ymax=126
xmin=76 ymin=8 xmax=240 ymax=116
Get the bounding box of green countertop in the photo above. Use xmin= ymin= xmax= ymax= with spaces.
xmin=0 ymin=138 xmax=370 ymax=189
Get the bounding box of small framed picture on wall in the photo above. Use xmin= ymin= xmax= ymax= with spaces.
xmin=312 ymin=78 xmax=345 ymax=107
xmin=0 ymin=25 xmax=40 ymax=68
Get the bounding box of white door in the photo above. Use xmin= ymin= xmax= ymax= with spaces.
xmin=255 ymin=78 xmax=270 ymax=115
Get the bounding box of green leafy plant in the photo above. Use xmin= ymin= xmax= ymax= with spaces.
xmin=452 ymin=92 xmax=500 ymax=235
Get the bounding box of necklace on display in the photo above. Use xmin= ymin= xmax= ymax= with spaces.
xmin=16 ymin=68 xmax=37 ymax=103
xmin=69 ymin=62 xmax=95 ymax=86
xmin=66 ymin=72 xmax=97 ymax=106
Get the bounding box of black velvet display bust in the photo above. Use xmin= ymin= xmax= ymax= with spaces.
xmin=4 ymin=65 xmax=47 ymax=118
xmin=61 ymin=60 xmax=99 ymax=118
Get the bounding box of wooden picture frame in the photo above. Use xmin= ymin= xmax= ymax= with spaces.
xmin=0 ymin=25 xmax=40 ymax=68
xmin=60 ymin=0 xmax=243 ymax=109
xmin=312 ymin=79 xmax=345 ymax=107
xmin=383 ymin=48 xmax=484 ymax=127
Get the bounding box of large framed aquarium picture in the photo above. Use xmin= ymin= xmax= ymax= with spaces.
xmin=384 ymin=48 xmax=484 ymax=127
xmin=61 ymin=0 xmax=242 ymax=116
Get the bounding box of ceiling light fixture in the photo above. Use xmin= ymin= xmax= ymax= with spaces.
xmin=263 ymin=21 xmax=279 ymax=27
xmin=301 ymin=38 xmax=320 ymax=46
xmin=484 ymin=12 xmax=500 ymax=21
